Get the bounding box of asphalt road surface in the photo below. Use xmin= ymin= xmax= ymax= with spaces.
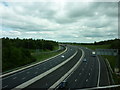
xmin=2 ymin=45 xmax=112 ymax=89
xmin=2 ymin=45 xmax=76 ymax=89
xmin=61 ymin=46 xmax=112 ymax=89
xmin=23 ymin=46 xmax=82 ymax=89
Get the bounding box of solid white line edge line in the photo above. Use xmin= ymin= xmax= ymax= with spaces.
xmin=11 ymin=50 xmax=78 ymax=90
xmin=106 ymin=58 xmax=115 ymax=84
xmin=0 ymin=46 xmax=67 ymax=78
xmin=97 ymin=56 xmax=101 ymax=87
xmin=79 ymin=84 xmax=120 ymax=90
xmin=48 ymin=48 xmax=85 ymax=89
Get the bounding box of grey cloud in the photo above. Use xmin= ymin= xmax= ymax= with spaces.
xmin=1 ymin=1 xmax=118 ymax=43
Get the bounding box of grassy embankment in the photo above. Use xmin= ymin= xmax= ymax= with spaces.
xmin=31 ymin=46 xmax=63 ymax=62
xmin=79 ymin=44 xmax=120 ymax=84
xmin=3 ymin=46 xmax=64 ymax=73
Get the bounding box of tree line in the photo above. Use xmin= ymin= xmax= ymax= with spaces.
xmin=62 ymin=38 xmax=120 ymax=49
xmin=93 ymin=38 xmax=120 ymax=49
xmin=2 ymin=37 xmax=58 ymax=72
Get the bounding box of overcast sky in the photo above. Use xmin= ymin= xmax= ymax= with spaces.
xmin=0 ymin=0 xmax=118 ymax=43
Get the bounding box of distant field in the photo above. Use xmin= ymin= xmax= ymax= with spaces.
xmin=80 ymin=44 xmax=110 ymax=50
xmin=79 ymin=44 xmax=120 ymax=84
xmin=3 ymin=45 xmax=63 ymax=74
xmin=31 ymin=48 xmax=63 ymax=63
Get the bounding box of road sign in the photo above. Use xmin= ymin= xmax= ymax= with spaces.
xmin=96 ymin=49 xmax=118 ymax=56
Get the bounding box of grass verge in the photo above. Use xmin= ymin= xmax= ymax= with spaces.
xmin=80 ymin=44 xmax=110 ymax=50
xmin=32 ymin=50 xmax=63 ymax=62
xmin=3 ymin=46 xmax=63 ymax=74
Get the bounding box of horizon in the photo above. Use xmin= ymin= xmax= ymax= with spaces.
xmin=1 ymin=37 xmax=119 ymax=44
xmin=0 ymin=1 xmax=118 ymax=43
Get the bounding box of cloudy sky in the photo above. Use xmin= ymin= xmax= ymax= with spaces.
xmin=0 ymin=0 xmax=118 ymax=43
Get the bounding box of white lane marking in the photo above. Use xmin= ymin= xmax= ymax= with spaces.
xmin=106 ymin=59 xmax=114 ymax=84
xmin=37 ymin=68 xmax=39 ymax=69
xmin=18 ymin=67 xmax=33 ymax=74
xmin=106 ymin=67 xmax=110 ymax=85
xmin=1 ymin=46 xmax=68 ymax=78
xmin=13 ymin=50 xmax=78 ymax=90
xmin=2 ymin=72 xmax=19 ymax=80
xmin=3 ymin=85 xmax=8 ymax=88
xmin=97 ymin=56 xmax=101 ymax=87
xmin=79 ymin=73 xmax=81 ymax=76
xmin=75 ymin=79 xmax=77 ymax=82
xmin=13 ymin=77 xmax=17 ymax=79
xmin=49 ymin=48 xmax=85 ymax=89
xmin=89 ymin=73 xmax=90 ymax=76
xmin=86 ymin=79 xmax=88 ymax=82
xmin=22 ymin=77 xmax=26 ymax=80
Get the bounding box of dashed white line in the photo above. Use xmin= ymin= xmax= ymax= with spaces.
xmin=13 ymin=50 xmax=78 ymax=89
xmin=79 ymin=73 xmax=81 ymax=76
xmin=97 ymin=56 xmax=101 ymax=87
xmin=37 ymin=68 xmax=39 ymax=69
xmin=75 ymin=79 xmax=77 ymax=82
xmin=86 ymin=79 xmax=88 ymax=82
xmin=89 ymin=73 xmax=90 ymax=76
xmin=82 ymin=68 xmax=84 ymax=71
xmin=13 ymin=77 xmax=17 ymax=79
xmin=3 ymin=85 xmax=8 ymax=88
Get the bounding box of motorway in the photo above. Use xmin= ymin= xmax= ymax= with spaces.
xmin=1 ymin=45 xmax=112 ymax=89
xmin=2 ymin=45 xmax=75 ymax=89
xmin=64 ymin=46 xmax=111 ymax=89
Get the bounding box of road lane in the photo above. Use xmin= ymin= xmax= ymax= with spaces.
xmin=65 ymin=47 xmax=99 ymax=89
xmin=23 ymin=47 xmax=82 ymax=89
xmin=99 ymin=55 xmax=110 ymax=86
xmin=59 ymin=46 xmax=112 ymax=89
xmin=2 ymin=45 xmax=76 ymax=89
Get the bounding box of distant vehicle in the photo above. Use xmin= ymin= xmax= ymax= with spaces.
xmin=59 ymin=81 xmax=67 ymax=88
xmin=92 ymin=51 xmax=96 ymax=57
xmin=61 ymin=55 xmax=65 ymax=58
xmin=83 ymin=58 xmax=87 ymax=62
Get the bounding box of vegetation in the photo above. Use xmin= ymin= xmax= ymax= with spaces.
xmin=80 ymin=44 xmax=110 ymax=50
xmin=2 ymin=37 xmax=59 ymax=72
xmin=32 ymin=50 xmax=63 ymax=63
xmin=70 ymin=38 xmax=120 ymax=84
xmin=62 ymin=38 xmax=120 ymax=49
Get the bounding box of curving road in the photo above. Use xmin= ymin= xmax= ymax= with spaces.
xmin=61 ymin=46 xmax=112 ymax=89
xmin=1 ymin=45 xmax=112 ymax=89
xmin=2 ymin=45 xmax=77 ymax=89
xmin=23 ymin=46 xmax=82 ymax=89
